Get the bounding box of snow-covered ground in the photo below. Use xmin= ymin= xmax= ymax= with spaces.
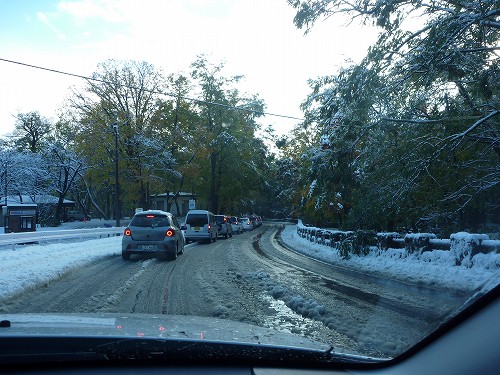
xmin=36 ymin=219 xmax=129 ymax=231
xmin=0 ymin=223 xmax=498 ymax=303
xmin=280 ymin=224 xmax=499 ymax=293
xmin=0 ymin=236 xmax=122 ymax=302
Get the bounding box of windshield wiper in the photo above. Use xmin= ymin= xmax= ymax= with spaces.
xmin=0 ymin=335 xmax=385 ymax=366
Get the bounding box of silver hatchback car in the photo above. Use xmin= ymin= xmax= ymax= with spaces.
xmin=122 ymin=210 xmax=184 ymax=261
xmin=240 ymin=216 xmax=253 ymax=231
xmin=228 ymin=216 xmax=243 ymax=234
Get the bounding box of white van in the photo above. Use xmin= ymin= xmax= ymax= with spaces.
xmin=182 ymin=210 xmax=218 ymax=244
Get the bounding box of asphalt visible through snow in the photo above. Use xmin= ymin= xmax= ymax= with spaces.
xmin=0 ymin=223 xmax=468 ymax=358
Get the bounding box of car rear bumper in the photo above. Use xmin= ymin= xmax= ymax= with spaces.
xmin=122 ymin=240 xmax=176 ymax=255
xmin=184 ymin=232 xmax=213 ymax=241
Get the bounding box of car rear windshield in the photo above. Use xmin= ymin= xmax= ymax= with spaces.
xmin=186 ymin=214 xmax=208 ymax=226
xmin=130 ymin=214 xmax=169 ymax=228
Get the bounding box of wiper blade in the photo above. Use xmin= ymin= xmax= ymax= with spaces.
xmin=0 ymin=336 xmax=341 ymax=364
xmin=0 ymin=313 xmax=388 ymax=366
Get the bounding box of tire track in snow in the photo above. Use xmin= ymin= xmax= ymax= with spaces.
xmin=97 ymin=259 xmax=154 ymax=311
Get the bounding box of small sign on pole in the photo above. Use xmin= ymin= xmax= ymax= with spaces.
xmin=189 ymin=199 xmax=196 ymax=210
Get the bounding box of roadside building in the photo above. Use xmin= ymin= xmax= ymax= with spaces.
xmin=150 ymin=192 xmax=196 ymax=217
xmin=1 ymin=203 xmax=37 ymax=233
xmin=0 ymin=195 xmax=76 ymax=229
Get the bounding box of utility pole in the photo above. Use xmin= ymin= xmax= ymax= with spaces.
xmin=3 ymin=161 xmax=8 ymax=233
xmin=112 ymin=112 xmax=121 ymax=227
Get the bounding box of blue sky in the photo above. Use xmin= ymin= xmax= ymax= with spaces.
xmin=0 ymin=0 xmax=377 ymax=137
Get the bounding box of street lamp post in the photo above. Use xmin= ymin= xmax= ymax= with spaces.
xmin=112 ymin=114 xmax=121 ymax=227
xmin=3 ymin=161 xmax=8 ymax=233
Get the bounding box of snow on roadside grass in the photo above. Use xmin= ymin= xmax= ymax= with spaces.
xmin=0 ymin=236 xmax=121 ymax=302
xmin=280 ymin=224 xmax=499 ymax=293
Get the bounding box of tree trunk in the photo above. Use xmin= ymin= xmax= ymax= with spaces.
xmin=209 ymin=152 xmax=217 ymax=212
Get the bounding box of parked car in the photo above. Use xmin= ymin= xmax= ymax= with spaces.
xmin=121 ymin=210 xmax=184 ymax=261
xmin=182 ymin=209 xmax=218 ymax=244
xmin=240 ymin=216 xmax=253 ymax=231
xmin=65 ymin=210 xmax=91 ymax=222
xmin=229 ymin=216 xmax=243 ymax=234
xmin=249 ymin=215 xmax=258 ymax=229
xmin=215 ymin=214 xmax=233 ymax=239
xmin=252 ymin=215 xmax=262 ymax=227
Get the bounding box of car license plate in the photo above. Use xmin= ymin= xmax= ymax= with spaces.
xmin=141 ymin=245 xmax=155 ymax=251
xmin=194 ymin=227 xmax=200 ymax=231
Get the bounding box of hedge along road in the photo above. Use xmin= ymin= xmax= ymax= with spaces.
xmin=0 ymin=223 xmax=467 ymax=358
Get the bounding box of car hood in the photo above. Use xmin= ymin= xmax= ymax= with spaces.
xmin=0 ymin=313 xmax=322 ymax=346
xmin=0 ymin=313 xmax=383 ymax=365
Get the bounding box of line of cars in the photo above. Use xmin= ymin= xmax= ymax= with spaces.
xmin=239 ymin=214 xmax=262 ymax=231
xmin=182 ymin=210 xmax=260 ymax=243
xmin=121 ymin=209 xmax=262 ymax=261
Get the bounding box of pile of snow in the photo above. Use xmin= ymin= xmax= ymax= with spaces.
xmin=246 ymin=271 xmax=328 ymax=327
xmin=281 ymin=224 xmax=499 ymax=293
xmin=450 ymin=232 xmax=490 ymax=268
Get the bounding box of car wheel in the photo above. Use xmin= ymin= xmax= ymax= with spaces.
xmin=185 ymin=239 xmax=190 ymax=245
xmin=122 ymin=252 xmax=130 ymax=260
xmin=170 ymin=246 xmax=178 ymax=261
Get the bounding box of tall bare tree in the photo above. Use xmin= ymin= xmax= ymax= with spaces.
xmin=68 ymin=59 xmax=177 ymax=217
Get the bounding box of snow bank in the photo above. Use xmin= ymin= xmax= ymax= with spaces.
xmin=0 ymin=236 xmax=121 ymax=301
xmin=281 ymin=224 xmax=499 ymax=293
xmin=450 ymin=232 xmax=490 ymax=267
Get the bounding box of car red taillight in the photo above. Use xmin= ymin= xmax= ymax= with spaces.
xmin=166 ymin=228 xmax=175 ymax=237
xmin=124 ymin=228 xmax=131 ymax=236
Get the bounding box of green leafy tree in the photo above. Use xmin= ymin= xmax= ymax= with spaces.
xmin=189 ymin=55 xmax=266 ymax=214
xmin=12 ymin=111 xmax=52 ymax=153
xmin=288 ymin=0 xmax=499 ymax=232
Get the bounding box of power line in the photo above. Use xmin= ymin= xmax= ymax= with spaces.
xmin=0 ymin=57 xmax=305 ymax=121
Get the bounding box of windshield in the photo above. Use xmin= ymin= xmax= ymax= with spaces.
xmin=130 ymin=214 xmax=169 ymax=228
xmin=185 ymin=214 xmax=208 ymax=227
xmin=0 ymin=0 xmax=498 ymax=367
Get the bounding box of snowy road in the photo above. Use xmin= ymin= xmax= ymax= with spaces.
xmin=0 ymin=223 xmax=470 ymax=357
